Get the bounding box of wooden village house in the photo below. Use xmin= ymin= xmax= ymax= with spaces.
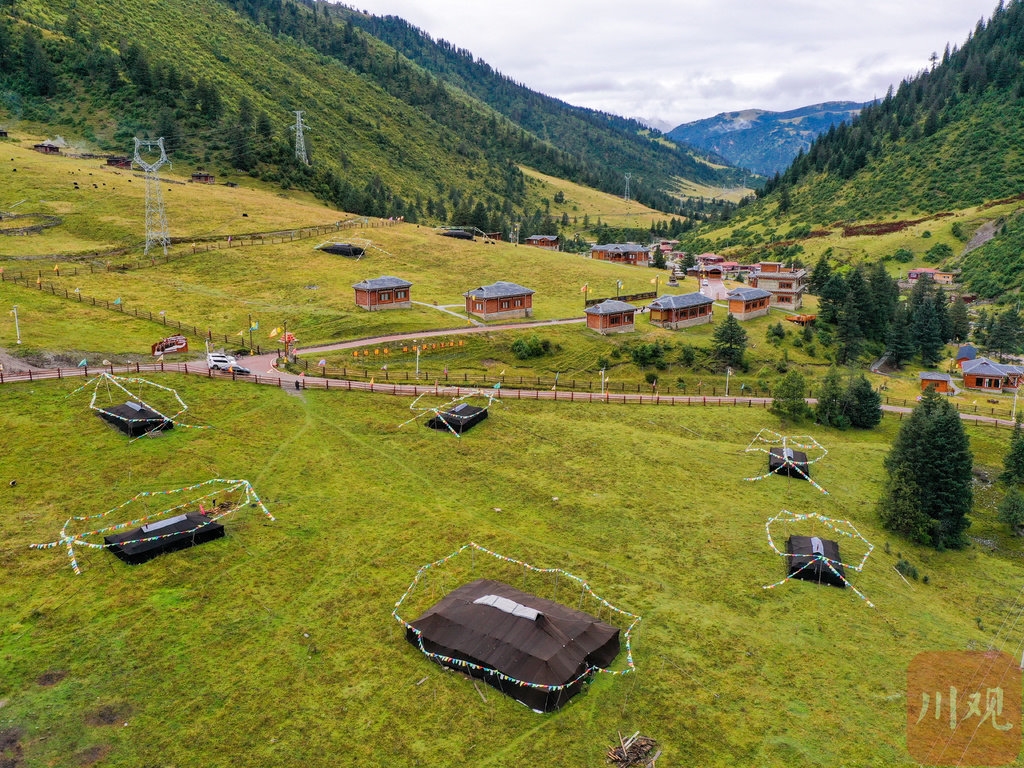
xmin=960 ymin=357 xmax=1024 ymax=392
xmin=353 ymin=276 xmax=413 ymax=311
xmin=524 ymin=235 xmax=559 ymax=250
xmin=191 ymin=172 xmax=216 ymax=184
xmin=463 ymin=281 xmax=534 ymax=320
xmin=585 ymin=299 xmax=636 ymax=334
xmin=647 ymin=293 xmax=713 ymax=329
xmin=918 ymin=372 xmax=953 ymax=393
xmin=726 ymin=287 xmax=771 ymax=320
xmin=590 ymin=243 xmax=650 ymax=266
xmin=747 ymin=261 xmax=807 ymax=309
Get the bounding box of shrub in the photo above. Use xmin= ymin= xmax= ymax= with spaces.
xmin=511 ymin=334 xmax=551 ymax=360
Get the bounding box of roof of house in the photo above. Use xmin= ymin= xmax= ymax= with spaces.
xmin=525 ymin=235 xmax=558 ymax=243
xmin=956 ymin=344 xmax=978 ymax=360
xmin=727 ymin=287 xmax=772 ymax=301
xmin=962 ymin=357 xmax=1024 ymax=377
xmin=463 ymin=281 xmax=535 ymax=299
xmin=648 ymin=293 xmax=713 ymax=310
xmin=590 ymin=243 xmax=650 ymax=254
xmin=585 ymin=299 xmax=637 ymax=316
xmin=352 ymin=276 xmax=413 ymax=290
xmin=919 ymin=372 xmax=953 ymax=382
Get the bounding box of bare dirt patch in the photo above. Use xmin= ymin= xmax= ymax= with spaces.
xmin=35 ymin=670 xmax=67 ymax=687
xmin=0 ymin=726 xmax=24 ymax=768
xmin=85 ymin=704 xmax=128 ymax=727
xmin=73 ymin=745 xmax=111 ymax=766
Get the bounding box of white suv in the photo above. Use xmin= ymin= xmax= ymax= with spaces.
xmin=207 ymin=353 xmax=236 ymax=370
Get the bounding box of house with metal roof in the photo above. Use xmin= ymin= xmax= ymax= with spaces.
xmin=463 ymin=281 xmax=534 ymax=320
xmin=647 ymin=293 xmax=713 ymax=329
xmin=352 ymin=276 xmax=413 ymax=311
xmin=590 ymin=243 xmax=650 ymax=266
xmin=727 ymin=287 xmax=771 ymax=321
xmin=524 ymin=235 xmax=559 ymax=250
xmin=585 ymin=299 xmax=636 ymax=334
xmin=919 ymin=371 xmax=954 ymax=393
xmin=961 ymin=357 xmax=1024 ymax=391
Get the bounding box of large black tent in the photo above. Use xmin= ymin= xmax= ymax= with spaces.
xmin=768 ymin=447 xmax=809 ymax=479
xmin=97 ymin=401 xmax=173 ymax=437
xmin=426 ymin=403 xmax=488 ymax=434
xmin=319 ymin=243 xmax=365 ymax=257
xmin=406 ymin=578 xmax=621 ymax=712
xmin=786 ymin=535 xmax=846 ymax=588
xmin=104 ymin=512 xmax=224 ymax=565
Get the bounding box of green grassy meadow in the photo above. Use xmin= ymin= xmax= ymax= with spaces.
xmin=0 ymin=374 xmax=1021 ymax=768
xmin=4 ymin=143 xmax=1024 ymax=767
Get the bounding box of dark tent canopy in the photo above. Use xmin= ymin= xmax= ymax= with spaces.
xmin=786 ymin=535 xmax=846 ymax=588
xmin=319 ymin=243 xmax=365 ymax=257
xmin=407 ymin=578 xmax=621 ymax=712
xmin=97 ymin=401 xmax=173 ymax=437
xmin=426 ymin=403 xmax=488 ymax=434
xmin=104 ymin=512 xmax=224 ymax=565
xmin=440 ymin=229 xmax=474 ymax=240
xmin=769 ymin=447 xmax=809 ymax=479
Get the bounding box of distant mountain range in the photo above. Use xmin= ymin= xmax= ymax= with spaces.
xmin=666 ymin=102 xmax=869 ymax=176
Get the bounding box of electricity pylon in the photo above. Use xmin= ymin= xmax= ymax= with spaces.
xmin=133 ymin=137 xmax=170 ymax=256
xmin=291 ymin=110 xmax=309 ymax=165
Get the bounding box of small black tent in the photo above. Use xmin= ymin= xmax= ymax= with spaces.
xmin=319 ymin=243 xmax=365 ymax=257
xmin=440 ymin=229 xmax=474 ymax=241
xmin=97 ymin=401 xmax=173 ymax=437
xmin=426 ymin=403 xmax=488 ymax=434
xmin=104 ymin=512 xmax=224 ymax=565
xmin=407 ymin=578 xmax=621 ymax=712
xmin=786 ymin=535 xmax=846 ymax=588
xmin=769 ymin=447 xmax=809 ymax=479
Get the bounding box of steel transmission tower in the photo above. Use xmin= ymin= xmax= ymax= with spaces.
xmin=624 ymin=173 xmax=631 ymax=202
xmin=291 ymin=110 xmax=310 ymax=165
xmin=133 ymin=137 xmax=170 ymax=256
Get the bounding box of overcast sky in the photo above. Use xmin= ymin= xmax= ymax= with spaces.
xmin=340 ymin=0 xmax=999 ymax=129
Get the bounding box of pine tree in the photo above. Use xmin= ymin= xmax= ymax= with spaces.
xmin=807 ymin=253 xmax=833 ymax=295
xmin=770 ymin=371 xmax=812 ymax=422
xmin=878 ymin=388 xmax=972 ymax=549
xmin=814 ymin=366 xmax=849 ymax=428
xmin=818 ymin=273 xmax=848 ymax=324
xmin=948 ymin=299 xmax=971 ymax=342
xmin=865 ymin=261 xmax=898 ymax=342
xmin=989 ymin=307 xmax=1023 ymax=361
xmin=845 ymin=374 xmax=883 ymax=428
xmin=836 ymin=290 xmax=864 ymax=364
xmin=1001 ymin=417 xmax=1024 ymax=484
xmin=887 ymin=304 xmax=916 ymax=368
xmin=914 ymin=299 xmax=944 ymax=366
xmin=711 ymin=314 xmax=747 ymax=369
xmin=998 ymin=487 xmax=1024 ymax=536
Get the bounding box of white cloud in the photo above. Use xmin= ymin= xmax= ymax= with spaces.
xmin=338 ymin=0 xmax=999 ymax=125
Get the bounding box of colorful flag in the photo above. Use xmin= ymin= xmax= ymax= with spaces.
xmin=250 ymin=321 xmax=259 ymax=331
xmin=268 ymin=327 xmax=282 ymax=338
xmin=616 ymin=280 xmax=623 ymax=289
xmin=237 ymin=329 xmax=245 ymax=337
xmin=113 ymin=297 xmax=122 ymax=305
xmin=318 ymin=359 xmax=326 ymax=367
xmin=580 ymin=284 xmax=588 ymax=293
xmin=53 ymin=264 xmax=60 ymax=272
xmin=77 ymin=359 xmax=87 ymax=367
xmin=650 ymin=277 xmax=657 ymax=285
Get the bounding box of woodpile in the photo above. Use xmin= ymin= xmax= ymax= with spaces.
xmin=607 ymin=731 xmax=660 ymax=767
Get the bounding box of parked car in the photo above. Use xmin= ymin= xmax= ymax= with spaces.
xmin=207 ymin=352 xmax=236 ymax=370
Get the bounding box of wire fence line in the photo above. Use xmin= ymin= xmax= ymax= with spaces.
xmin=0 ymin=362 xmax=1016 ymax=427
